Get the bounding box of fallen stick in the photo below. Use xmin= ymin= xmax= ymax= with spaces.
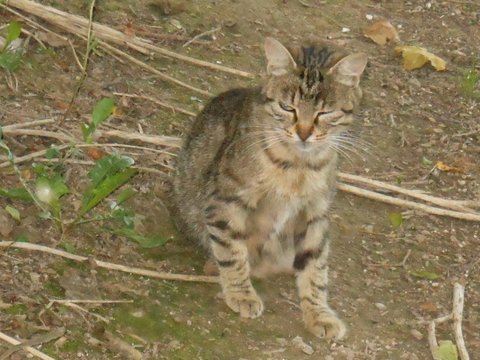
xmin=47 ymin=299 xmax=133 ymax=305
xmin=98 ymin=40 xmax=212 ymax=97
xmin=0 ymin=241 xmax=219 ymax=283
xmin=452 ymin=283 xmax=469 ymax=360
xmin=425 ymin=283 xmax=470 ymax=360
xmin=0 ymin=331 xmax=57 ymax=360
xmin=338 ymin=172 xmax=478 ymax=212
xmin=337 ymin=183 xmax=480 ymax=222
xmin=2 ymin=128 xmax=76 ymax=143
xmin=113 ymin=92 xmax=196 ymax=117
xmin=6 ymin=0 xmax=254 ymax=79
xmin=94 ymin=129 xmax=182 ymax=148
xmin=2 ymin=118 xmax=55 ymax=130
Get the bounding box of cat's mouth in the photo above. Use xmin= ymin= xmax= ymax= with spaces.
xmin=294 ymin=140 xmax=318 ymax=153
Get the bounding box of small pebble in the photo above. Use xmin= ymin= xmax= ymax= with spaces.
xmin=375 ymin=302 xmax=387 ymax=311
xmin=292 ymin=336 xmax=314 ymax=355
xmin=411 ymin=329 xmax=423 ymax=340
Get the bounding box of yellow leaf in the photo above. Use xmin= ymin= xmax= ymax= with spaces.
xmin=394 ymin=46 xmax=447 ymax=71
xmin=364 ymin=20 xmax=399 ymax=46
xmin=435 ymin=161 xmax=463 ymax=173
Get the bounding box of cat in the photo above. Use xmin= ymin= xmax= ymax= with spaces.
xmin=171 ymin=37 xmax=367 ymax=339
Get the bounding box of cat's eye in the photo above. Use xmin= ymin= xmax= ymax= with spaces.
xmin=279 ymin=102 xmax=295 ymax=112
xmin=342 ymin=108 xmax=353 ymax=114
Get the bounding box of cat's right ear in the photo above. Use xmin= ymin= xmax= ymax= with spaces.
xmin=264 ymin=37 xmax=296 ymax=76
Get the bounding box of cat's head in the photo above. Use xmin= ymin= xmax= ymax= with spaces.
xmin=260 ymin=37 xmax=367 ymax=154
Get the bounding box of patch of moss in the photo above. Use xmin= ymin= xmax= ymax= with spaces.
xmin=44 ymin=281 xmax=65 ymax=297
xmin=5 ymin=303 xmax=28 ymax=315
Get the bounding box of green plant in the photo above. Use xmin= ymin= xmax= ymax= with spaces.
xmin=0 ymin=98 xmax=166 ymax=248
xmin=461 ymin=67 xmax=479 ymax=98
xmin=0 ymin=21 xmax=24 ymax=71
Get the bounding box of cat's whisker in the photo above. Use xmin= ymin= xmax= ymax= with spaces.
xmin=328 ymin=143 xmax=354 ymax=164
xmin=244 ymin=134 xmax=285 ymax=153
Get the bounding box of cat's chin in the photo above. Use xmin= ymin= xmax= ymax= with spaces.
xmin=293 ymin=141 xmax=324 ymax=154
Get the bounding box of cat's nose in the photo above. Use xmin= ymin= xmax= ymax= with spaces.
xmin=296 ymin=124 xmax=313 ymax=141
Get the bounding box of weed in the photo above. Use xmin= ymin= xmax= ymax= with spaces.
xmin=461 ymin=66 xmax=479 ymax=98
xmin=0 ymin=21 xmax=24 ymax=72
xmin=0 ymin=98 xmax=167 ymax=248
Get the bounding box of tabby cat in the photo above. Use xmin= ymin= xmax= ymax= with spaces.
xmin=172 ymin=37 xmax=367 ymax=339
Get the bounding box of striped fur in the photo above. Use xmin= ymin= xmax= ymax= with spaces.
xmin=171 ymin=38 xmax=367 ymax=339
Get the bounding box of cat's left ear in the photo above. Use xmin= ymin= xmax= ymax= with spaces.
xmin=328 ymin=53 xmax=368 ymax=87
xmin=264 ymin=37 xmax=297 ymax=76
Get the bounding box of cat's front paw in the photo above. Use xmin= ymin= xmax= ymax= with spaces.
xmin=224 ymin=290 xmax=264 ymax=319
xmin=303 ymin=308 xmax=346 ymax=340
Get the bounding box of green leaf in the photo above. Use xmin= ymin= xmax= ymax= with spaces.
xmin=388 ymin=212 xmax=403 ymax=228
xmin=92 ymin=98 xmax=114 ymax=127
xmin=0 ymin=50 xmax=23 ymax=71
xmin=422 ymin=156 xmax=433 ymax=166
xmin=0 ymin=187 xmax=33 ymax=202
xmin=4 ymin=21 xmax=22 ymax=46
xmin=410 ymin=270 xmax=440 ymax=280
xmin=45 ymin=147 xmax=60 ymax=159
xmin=15 ymin=234 xmax=29 ymax=242
xmin=111 ymin=207 xmax=135 ymax=227
xmin=50 ymin=175 xmax=69 ymax=199
xmin=112 ymin=227 xmax=168 ymax=248
xmin=80 ymin=168 xmax=137 ymax=216
xmin=5 ymin=205 xmax=20 ymax=221
xmin=116 ymin=187 xmax=136 ymax=206
xmin=88 ymin=155 xmax=134 ymax=188
xmin=82 ymin=98 xmax=114 ymax=143
xmin=433 ymin=340 xmax=458 ymax=360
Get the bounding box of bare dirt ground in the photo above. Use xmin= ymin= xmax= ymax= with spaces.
xmin=1 ymin=0 xmax=479 ymax=359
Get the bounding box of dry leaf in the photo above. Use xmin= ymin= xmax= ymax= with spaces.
xmin=435 ymin=161 xmax=464 ymax=173
xmin=364 ymin=20 xmax=399 ymax=45
xmin=420 ymin=302 xmax=438 ymax=313
xmin=394 ymin=45 xmax=447 ymax=71
xmin=36 ymin=31 xmax=69 ymax=47
xmin=86 ymin=147 xmax=106 ymax=160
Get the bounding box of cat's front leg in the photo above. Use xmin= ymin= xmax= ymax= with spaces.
xmin=294 ymin=215 xmax=346 ymax=339
xmin=206 ymin=200 xmax=264 ymax=319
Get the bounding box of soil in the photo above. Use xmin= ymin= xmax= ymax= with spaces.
xmin=1 ymin=0 xmax=479 ymax=359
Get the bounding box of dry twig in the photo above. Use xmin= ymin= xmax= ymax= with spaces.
xmin=0 ymin=330 xmax=60 ymax=360
xmin=6 ymin=0 xmax=254 ymax=78
xmin=339 ymin=172 xmax=478 ymax=212
xmin=0 ymin=241 xmax=219 ymax=283
xmin=425 ymin=283 xmax=470 ymax=360
xmin=337 ymin=183 xmax=480 ymax=222
xmin=113 ymin=92 xmax=196 ymax=117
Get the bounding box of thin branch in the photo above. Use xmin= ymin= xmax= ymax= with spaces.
xmin=99 ymin=40 xmax=212 ymax=97
xmin=2 ymin=118 xmax=55 ymax=130
xmin=452 ymin=283 xmax=470 ymax=360
xmin=337 ymin=183 xmax=480 ymax=222
xmin=0 ymin=331 xmax=56 ymax=360
xmin=94 ymin=129 xmax=182 ymax=148
xmin=59 ymin=0 xmax=96 ymax=124
xmin=0 ymin=241 xmax=219 ymax=283
xmin=428 ymin=321 xmax=440 ymax=360
xmin=6 ymin=0 xmax=254 ymax=78
xmin=338 ymin=172 xmax=478 ymax=212
xmin=2 ymin=128 xmax=77 ymax=142
xmin=0 ymin=145 xmax=70 ymax=169
xmin=183 ymin=26 xmax=221 ymax=48
xmin=47 ymin=299 xmax=133 ymax=305
xmin=113 ymin=92 xmax=196 ymax=117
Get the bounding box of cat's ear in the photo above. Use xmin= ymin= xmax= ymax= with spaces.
xmin=264 ymin=37 xmax=297 ymax=76
xmin=328 ymin=53 xmax=368 ymax=86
